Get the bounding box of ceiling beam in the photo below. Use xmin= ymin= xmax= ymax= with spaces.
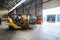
xmin=9 ymin=0 xmax=26 ymax=13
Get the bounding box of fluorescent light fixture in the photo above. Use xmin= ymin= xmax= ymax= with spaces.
xmin=9 ymin=0 xmax=26 ymax=13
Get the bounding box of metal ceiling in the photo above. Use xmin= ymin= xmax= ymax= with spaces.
xmin=0 ymin=0 xmax=33 ymax=10
xmin=0 ymin=0 xmax=51 ymax=10
xmin=0 ymin=0 xmax=21 ymax=10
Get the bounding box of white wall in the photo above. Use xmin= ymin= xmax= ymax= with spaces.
xmin=43 ymin=7 xmax=60 ymax=22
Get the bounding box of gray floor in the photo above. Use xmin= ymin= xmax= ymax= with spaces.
xmin=0 ymin=22 xmax=60 ymax=40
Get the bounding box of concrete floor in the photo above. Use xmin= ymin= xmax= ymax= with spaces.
xmin=0 ymin=22 xmax=60 ymax=40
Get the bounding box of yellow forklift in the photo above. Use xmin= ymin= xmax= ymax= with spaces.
xmin=6 ymin=11 xmax=30 ymax=30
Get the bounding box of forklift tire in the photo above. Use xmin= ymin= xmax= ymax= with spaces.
xmin=9 ymin=26 xmax=14 ymax=30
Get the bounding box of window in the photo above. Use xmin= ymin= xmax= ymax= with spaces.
xmin=47 ymin=15 xmax=55 ymax=22
xmin=57 ymin=14 xmax=60 ymax=22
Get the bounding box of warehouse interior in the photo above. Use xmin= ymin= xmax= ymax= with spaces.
xmin=0 ymin=0 xmax=60 ymax=40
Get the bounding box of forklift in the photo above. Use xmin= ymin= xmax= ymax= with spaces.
xmin=6 ymin=11 xmax=30 ymax=30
